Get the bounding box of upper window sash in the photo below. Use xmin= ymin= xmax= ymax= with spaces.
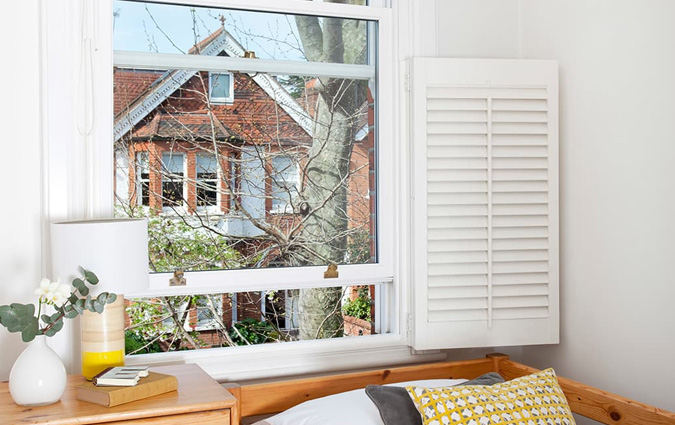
xmin=132 ymin=0 xmax=390 ymax=19
xmin=114 ymin=1 xmax=388 ymax=80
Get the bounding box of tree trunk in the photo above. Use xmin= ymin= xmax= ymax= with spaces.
xmin=294 ymin=9 xmax=366 ymax=340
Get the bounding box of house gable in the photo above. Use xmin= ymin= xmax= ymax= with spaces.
xmin=114 ymin=27 xmax=313 ymax=142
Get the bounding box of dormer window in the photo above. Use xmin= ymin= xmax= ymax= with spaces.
xmin=209 ymin=72 xmax=234 ymax=103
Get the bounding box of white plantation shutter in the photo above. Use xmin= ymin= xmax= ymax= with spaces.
xmin=410 ymin=58 xmax=559 ymax=350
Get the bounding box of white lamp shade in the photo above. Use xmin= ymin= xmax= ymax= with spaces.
xmin=50 ymin=219 xmax=149 ymax=297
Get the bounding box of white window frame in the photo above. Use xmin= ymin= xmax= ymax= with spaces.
xmin=208 ymin=72 xmax=234 ymax=104
xmin=195 ymin=152 xmax=221 ymax=214
xmin=42 ymin=0 xmax=443 ymax=380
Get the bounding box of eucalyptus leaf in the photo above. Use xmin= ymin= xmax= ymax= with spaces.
xmin=72 ymin=278 xmax=85 ymax=291
xmin=96 ymin=293 xmax=107 ymax=305
xmin=72 ymin=302 xmax=84 ymax=314
xmin=68 ymin=293 xmax=79 ymax=304
xmin=106 ymin=293 xmax=118 ymax=303
xmin=20 ymin=317 xmax=39 ymax=342
xmin=83 ymin=270 xmax=99 ymax=285
xmin=51 ymin=319 xmax=64 ymax=332
xmin=44 ymin=328 xmax=58 ymax=337
xmin=64 ymin=309 xmax=78 ymax=319
xmin=86 ymin=299 xmax=97 ymax=312
xmin=93 ymin=302 xmax=104 ymax=314
xmin=78 ymin=286 xmax=89 ymax=296
xmin=41 ymin=314 xmax=51 ymax=324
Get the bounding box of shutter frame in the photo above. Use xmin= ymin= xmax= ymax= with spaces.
xmin=410 ymin=58 xmax=559 ymax=350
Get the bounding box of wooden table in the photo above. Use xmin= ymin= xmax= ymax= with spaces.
xmin=0 ymin=364 xmax=237 ymax=424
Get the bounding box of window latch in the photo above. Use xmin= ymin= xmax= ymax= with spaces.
xmin=324 ymin=264 xmax=338 ymax=279
xmin=170 ymin=270 xmax=187 ymax=286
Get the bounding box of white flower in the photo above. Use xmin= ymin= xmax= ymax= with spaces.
xmin=35 ymin=278 xmax=72 ymax=307
xmin=50 ymin=282 xmax=72 ymax=307
xmin=34 ymin=278 xmax=55 ymax=299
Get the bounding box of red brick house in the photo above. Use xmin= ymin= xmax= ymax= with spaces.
xmin=114 ymin=26 xmax=375 ymax=346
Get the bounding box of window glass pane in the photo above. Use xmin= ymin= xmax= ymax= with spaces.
xmin=113 ymin=1 xmax=372 ymax=66
xmin=271 ymin=155 xmax=298 ymax=213
xmin=210 ymin=73 xmax=232 ymax=101
xmin=161 ymin=152 xmax=184 ymax=207
xmin=196 ymin=153 xmax=218 ymax=207
xmin=113 ymin=1 xmax=378 ymax=274
xmin=125 ymin=284 xmax=384 ymax=355
xmin=115 ymin=67 xmax=376 ymax=271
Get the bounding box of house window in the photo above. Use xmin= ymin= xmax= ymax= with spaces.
xmin=136 ymin=151 xmax=150 ymax=206
xmin=196 ymin=153 xmax=219 ymax=211
xmin=112 ymin=0 xmax=394 ymax=363
xmin=271 ymin=155 xmax=299 ymax=213
xmin=161 ymin=152 xmax=184 ymax=209
xmin=209 ymin=72 xmax=234 ymax=104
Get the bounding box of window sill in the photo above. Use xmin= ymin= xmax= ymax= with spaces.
xmin=124 ymin=334 xmax=444 ymax=382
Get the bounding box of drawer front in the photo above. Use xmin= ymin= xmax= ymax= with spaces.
xmin=113 ymin=408 xmax=230 ymax=424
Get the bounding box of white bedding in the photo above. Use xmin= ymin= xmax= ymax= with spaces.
xmin=252 ymin=378 xmax=467 ymax=425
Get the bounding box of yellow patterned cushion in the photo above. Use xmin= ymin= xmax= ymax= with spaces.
xmin=406 ymin=368 xmax=576 ymax=425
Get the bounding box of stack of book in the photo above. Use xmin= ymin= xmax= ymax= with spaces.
xmin=76 ymin=366 xmax=179 ymax=407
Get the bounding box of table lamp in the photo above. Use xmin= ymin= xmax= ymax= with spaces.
xmin=50 ymin=218 xmax=149 ymax=380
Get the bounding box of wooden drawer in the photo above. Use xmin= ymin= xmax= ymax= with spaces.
xmin=113 ymin=408 xmax=230 ymax=424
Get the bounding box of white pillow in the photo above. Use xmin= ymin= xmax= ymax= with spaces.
xmin=252 ymin=379 xmax=467 ymax=425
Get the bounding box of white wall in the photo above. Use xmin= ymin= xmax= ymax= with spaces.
xmin=0 ymin=0 xmax=43 ymax=380
xmin=436 ymin=0 xmax=521 ymax=59
xmin=518 ymin=0 xmax=675 ymax=417
xmin=430 ymin=0 xmax=675 ymax=418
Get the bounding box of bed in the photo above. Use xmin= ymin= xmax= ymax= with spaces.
xmin=225 ymin=353 xmax=675 ymax=425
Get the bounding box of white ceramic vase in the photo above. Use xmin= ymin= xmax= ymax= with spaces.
xmin=9 ymin=335 xmax=67 ymax=406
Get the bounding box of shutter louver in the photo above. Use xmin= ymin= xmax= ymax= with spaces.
xmin=411 ymin=59 xmax=559 ymax=350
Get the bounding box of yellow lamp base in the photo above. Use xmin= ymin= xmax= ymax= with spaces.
xmin=82 ymin=350 xmax=125 ymax=380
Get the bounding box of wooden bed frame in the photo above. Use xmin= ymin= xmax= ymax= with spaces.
xmin=226 ymin=353 xmax=675 ymax=425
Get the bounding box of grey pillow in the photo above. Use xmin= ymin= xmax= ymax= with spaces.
xmin=365 ymin=372 xmax=504 ymax=425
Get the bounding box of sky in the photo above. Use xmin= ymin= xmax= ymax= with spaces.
xmin=113 ymin=1 xmax=312 ymax=62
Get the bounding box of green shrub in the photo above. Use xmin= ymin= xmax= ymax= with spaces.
xmin=229 ymin=318 xmax=278 ymax=345
xmin=342 ymin=287 xmax=371 ymax=320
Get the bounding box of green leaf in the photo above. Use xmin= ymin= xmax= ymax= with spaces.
xmin=51 ymin=319 xmax=64 ymax=333
xmin=72 ymin=278 xmax=85 ymax=291
xmin=96 ymin=293 xmax=108 ymax=305
xmin=86 ymin=299 xmax=97 ymax=312
xmin=106 ymin=293 xmax=118 ymax=304
xmin=50 ymin=312 xmax=61 ymax=321
xmin=68 ymin=293 xmax=79 ymax=304
xmin=84 ymin=270 xmax=99 ymax=285
xmin=44 ymin=328 xmax=58 ymax=337
xmin=93 ymin=302 xmax=104 ymax=314
xmin=64 ymin=309 xmax=78 ymax=319
xmin=41 ymin=314 xmax=51 ymax=324
xmin=2 ymin=304 xmax=36 ymax=333
xmin=72 ymin=301 xmax=84 ymax=314
xmin=78 ymin=286 xmax=89 ymax=297
xmin=20 ymin=317 xmax=39 ymax=342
